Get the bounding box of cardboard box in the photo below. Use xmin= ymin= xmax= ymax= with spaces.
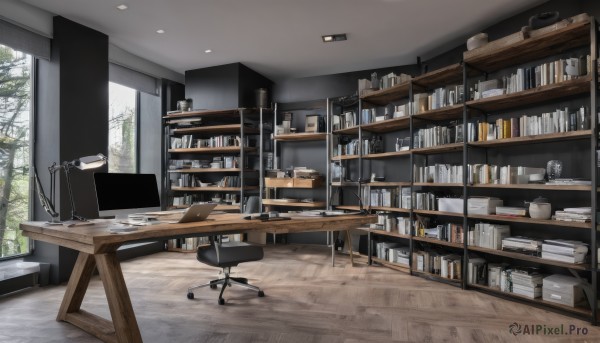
xmin=438 ymin=198 xmax=464 ymax=213
xmin=468 ymin=197 xmax=504 ymax=215
xmin=542 ymin=274 xmax=585 ymax=308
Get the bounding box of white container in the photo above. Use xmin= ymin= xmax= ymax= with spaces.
xmin=542 ymin=274 xmax=585 ymax=307
xmin=468 ymin=197 xmax=504 ymax=215
xmin=438 ymin=198 xmax=463 ymax=213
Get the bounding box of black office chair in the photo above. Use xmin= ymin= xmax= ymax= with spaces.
xmin=186 ymin=237 xmax=264 ymax=304
xmin=187 ymin=197 xmax=265 ymax=305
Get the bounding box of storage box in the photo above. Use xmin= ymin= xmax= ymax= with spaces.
xmin=264 ymin=177 xmax=294 ymax=188
xmin=542 ymin=274 xmax=586 ymax=308
xmin=293 ymin=177 xmax=323 ymax=188
xmin=467 ymin=197 xmax=503 ymax=215
xmin=438 ymin=198 xmax=463 ymax=213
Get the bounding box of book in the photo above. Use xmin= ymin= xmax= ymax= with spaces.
xmin=495 ymin=206 xmax=527 ymax=216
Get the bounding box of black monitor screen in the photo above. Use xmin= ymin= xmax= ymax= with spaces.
xmin=94 ymin=173 xmax=160 ymax=211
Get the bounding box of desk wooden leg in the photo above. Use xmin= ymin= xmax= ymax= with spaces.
xmin=346 ymin=230 xmax=354 ymax=267
xmin=57 ymin=252 xmax=96 ymax=321
xmin=95 ymin=253 xmax=143 ymax=343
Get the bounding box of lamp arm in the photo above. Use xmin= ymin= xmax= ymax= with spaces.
xmin=33 ymin=167 xmax=59 ymax=221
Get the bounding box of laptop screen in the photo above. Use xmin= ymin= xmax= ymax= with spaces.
xmin=94 ymin=173 xmax=161 ymax=218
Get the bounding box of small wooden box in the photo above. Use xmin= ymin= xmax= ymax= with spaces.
xmin=293 ymin=177 xmax=323 ymax=188
xmin=264 ymin=177 xmax=294 ymax=188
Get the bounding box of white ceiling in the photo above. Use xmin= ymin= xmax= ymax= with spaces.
xmin=20 ymin=0 xmax=546 ymax=81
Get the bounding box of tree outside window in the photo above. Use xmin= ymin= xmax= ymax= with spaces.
xmin=108 ymin=82 xmax=137 ymax=173
xmin=0 ymin=44 xmax=32 ymax=258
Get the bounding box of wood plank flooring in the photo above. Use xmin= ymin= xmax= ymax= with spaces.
xmin=1 ymin=244 xmax=600 ymax=342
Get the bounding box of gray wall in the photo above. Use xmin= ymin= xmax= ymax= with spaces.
xmin=28 ymin=16 xmax=108 ymax=284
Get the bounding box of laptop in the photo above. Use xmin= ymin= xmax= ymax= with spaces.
xmin=172 ymin=203 xmax=217 ymax=223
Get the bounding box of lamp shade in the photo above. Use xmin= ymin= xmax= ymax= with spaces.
xmin=73 ymin=154 xmax=107 ymax=170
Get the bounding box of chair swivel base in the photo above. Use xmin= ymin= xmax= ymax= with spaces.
xmin=187 ymin=273 xmax=264 ymax=305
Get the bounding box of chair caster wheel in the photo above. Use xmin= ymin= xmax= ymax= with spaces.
xmin=210 ymin=283 xmax=217 ymax=289
xmin=218 ymin=298 xmax=225 ymax=305
xmin=187 ymin=292 xmax=194 ymax=300
xmin=258 ymin=290 xmax=265 ymax=297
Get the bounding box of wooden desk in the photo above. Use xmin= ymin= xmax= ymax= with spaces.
xmin=20 ymin=213 xmax=375 ymax=343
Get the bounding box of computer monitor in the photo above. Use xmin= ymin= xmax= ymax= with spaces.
xmin=93 ymin=173 xmax=161 ymax=219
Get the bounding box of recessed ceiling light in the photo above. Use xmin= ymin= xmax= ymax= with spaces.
xmin=322 ymin=33 xmax=347 ymax=43
xmin=156 ymin=29 xmax=165 ymax=34
xmin=205 ymin=49 xmax=212 ymax=54
xmin=116 ymin=4 xmax=128 ymax=10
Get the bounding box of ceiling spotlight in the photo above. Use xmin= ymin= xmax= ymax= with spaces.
xmin=156 ymin=29 xmax=165 ymax=34
xmin=322 ymin=34 xmax=347 ymax=43
xmin=116 ymin=4 xmax=128 ymax=10
xmin=204 ymin=49 xmax=212 ymax=54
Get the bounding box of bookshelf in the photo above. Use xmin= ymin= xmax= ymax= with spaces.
xmin=163 ymin=107 xmax=271 ymax=249
xmin=327 ymin=13 xmax=599 ymax=323
xmin=264 ymin=100 xmax=329 ymax=212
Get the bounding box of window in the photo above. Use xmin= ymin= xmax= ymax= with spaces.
xmin=0 ymin=44 xmax=32 ymax=259
xmin=108 ymin=82 xmax=137 ymax=173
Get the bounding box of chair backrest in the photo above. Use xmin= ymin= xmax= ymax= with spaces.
xmin=244 ymin=196 xmax=260 ymax=214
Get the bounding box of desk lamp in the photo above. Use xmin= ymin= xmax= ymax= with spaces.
xmin=47 ymin=153 xmax=108 ymax=221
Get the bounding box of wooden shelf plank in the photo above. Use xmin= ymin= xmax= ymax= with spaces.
xmin=412 ymin=270 xmax=462 ymax=284
xmin=262 ymin=199 xmax=325 ymax=208
xmin=163 ymin=108 xmax=269 ymax=119
xmin=274 ymin=132 xmax=327 ymax=142
xmin=412 ymin=104 xmax=464 ymax=122
xmin=168 ymin=147 xmax=256 ymax=154
xmin=413 ymin=209 xmax=463 ymax=217
xmin=467 ymin=245 xmax=590 ymax=271
xmin=168 ymin=168 xmax=255 ymax=173
xmin=168 ymin=204 xmax=240 ymax=211
xmin=411 ymin=143 xmax=463 ymax=155
xmin=360 ymin=116 xmax=410 ymax=133
xmin=363 ymin=150 xmax=410 ymax=159
xmin=468 ymin=130 xmax=591 ymax=148
xmin=413 ymin=183 xmax=463 ymax=188
xmin=172 ymin=124 xmax=259 ymax=135
xmin=412 ymin=63 xmax=463 ymax=89
xmin=368 ymin=230 xmax=411 ymax=240
xmin=464 ymin=19 xmax=591 ymax=73
xmin=331 ymin=154 xmax=359 ymax=161
xmin=331 ymin=181 xmax=359 ymax=187
xmin=171 ymin=186 xmax=257 ymax=192
xmin=466 ymin=76 xmax=591 ymax=113
xmin=469 ymin=183 xmax=591 ymax=191
xmin=333 ymin=126 xmax=359 ymax=135
xmin=360 ymin=81 xmax=411 ymax=105
xmin=369 ymin=206 xmax=411 ymax=213
xmin=468 ymin=283 xmax=591 ymax=317
xmin=335 ymin=205 xmax=361 ymax=211
xmin=467 ymin=214 xmax=591 ymax=229
xmin=413 ymin=236 xmax=464 ymax=249
xmin=365 ymin=181 xmax=411 ymax=187
xmin=371 ymin=257 xmax=411 ymax=273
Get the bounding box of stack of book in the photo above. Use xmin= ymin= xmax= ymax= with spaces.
xmin=554 ymin=207 xmax=592 ymax=222
xmin=495 ymin=206 xmax=527 ymax=217
xmin=509 ymin=267 xmax=543 ymax=299
xmin=501 ymin=236 xmax=543 ymax=256
xmin=541 ymin=239 xmax=588 ymax=264
xmin=468 ymin=223 xmax=510 ymax=249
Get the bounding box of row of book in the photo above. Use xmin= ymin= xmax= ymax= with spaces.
xmin=467 ymin=164 xmax=545 ymax=185
xmin=416 ymin=223 xmax=464 ymax=244
xmin=476 ymin=261 xmax=587 ymax=306
xmin=413 ymin=84 xmax=464 ymax=114
xmin=170 ymin=135 xmax=248 ymax=149
xmin=472 ymin=55 xmax=589 ymax=100
xmin=413 ymin=164 xmax=463 ymax=184
xmin=413 ymin=250 xmax=462 ymax=280
xmin=468 ymin=223 xmax=510 ymax=250
xmin=171 ymin=194 xmax=240 ymax=207
xmin=373 ymin=213 xmax=411 ymax=235
xmin=413 ymin=123 xmax=462 ymax=149
xmin=168 ymin=156 xmax=243 ymax=170
xmin=467 ymin=106 xmax=589 ymax=142
xmin=374 ymin=242 xmax=410 ymax=266
xmin=362 ymin=187 xmax=398 ymax=208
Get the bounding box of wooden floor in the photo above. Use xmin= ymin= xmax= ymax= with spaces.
xmin=1 ymin=244 xmax=600 ymax=343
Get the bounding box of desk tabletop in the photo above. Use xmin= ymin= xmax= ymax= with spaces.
xmin=20 ymin=213 xmax=376 ymax=254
